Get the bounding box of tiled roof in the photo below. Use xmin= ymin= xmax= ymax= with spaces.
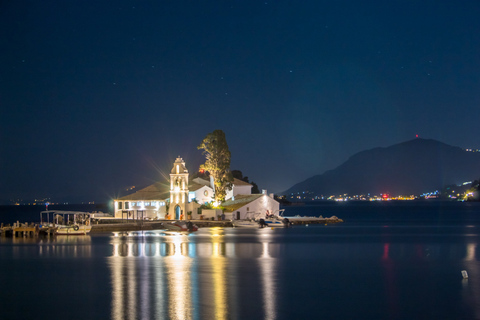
xmin=192 ymin=177 xmax=210 ymax=186
xmin=221 ymin=194 xmax=263 ymax=212
xmin=191 ymin=177 xmax=250 ymax=187
xmin=189 ymin=182 xmax=209 ymax=192
xmin=233 ymin=178 xmax=252 ymax=186
xmin=117 ymin=182 xmax=169 ymax=201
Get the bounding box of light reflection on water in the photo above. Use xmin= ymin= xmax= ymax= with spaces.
xmin=210 ymin=229 xmax=228 ymax=320
xmin=1 ymin=235 xmax=93 ymax=258
xmin=103 ymin=227 xmax=480 ymax=320
xmin=166 ymin=239 xmax=193 ymax=320
xmin=108 ymin=229 xmax=279 ymax=320
xmin=2 ymin=218 xmax=480 ymax=320
xmin=260 ymin=239 xmax=276 ymax=320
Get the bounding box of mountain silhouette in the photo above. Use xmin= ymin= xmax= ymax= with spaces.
xmin=284 ymin=138 xmax=480 ymax=196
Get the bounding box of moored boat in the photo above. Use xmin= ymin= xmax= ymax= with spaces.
xmin=164 ymin=221 xmax=198 ymax=232
xmin=233 ymin=211 xmax=291 ymax=228
xmin=40 ymin=210 xmax=93 ymax=235
xmin=55 ymin=224 xmax=92 ymax=235
xmin=263 ymin=217 xmax=291 ymax=228
xmin=232 ymin=220 xmax=262 ymax=228
xmin=232 ymin=212 xmax=264 ymax=228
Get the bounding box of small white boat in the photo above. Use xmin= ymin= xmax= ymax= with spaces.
xmin=232 ymin=220 xmax=262 ymax=228
xmin=261 ymin=209 xmax=290 ymax=227
xmin=232 ymin=212 xmax=264 ymax=228
xmin=164 ymin=221 xmax=198 ymax=232
xmin=40 ymin=210 xmax=93 ymax=235
xmin=263 ymin=219 xmax=284 ymax=227
xmin=263 ymin=217 xmax=291 ymax=228
xmin=233 ymin=211 xmax=291 ymax=228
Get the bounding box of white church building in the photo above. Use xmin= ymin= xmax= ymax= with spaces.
xmin=114 ymin=156 xmax=279 ymax=220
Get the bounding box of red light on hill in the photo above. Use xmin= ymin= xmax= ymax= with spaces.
xmin=199 ymin=169 xmax=205 ymax=174
xmin=382 ymin=194 xmax=389 ymax=198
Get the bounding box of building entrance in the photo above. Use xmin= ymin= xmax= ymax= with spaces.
xmin=175 ymin=206 xmax=181 ymax=220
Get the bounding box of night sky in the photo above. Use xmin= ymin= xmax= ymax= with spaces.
xmin=1 ymin=1 xmax=480 ymax=204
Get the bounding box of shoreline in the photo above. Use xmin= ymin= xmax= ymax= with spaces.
xmin=90 ymin=216 xmax=343 ymax=233
xmin=1 ymin=216 xmax=344 ymax=236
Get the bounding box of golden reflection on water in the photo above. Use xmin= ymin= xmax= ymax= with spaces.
xmin=165 ymin=235 xmax=193 ymax=320
xmin=110 ymin=233 xmax=195 ymax=320
xmin=108 ymin=229 xmax=278 ymax=320
xmin=210 ymin=228 xmax=228 ymax=320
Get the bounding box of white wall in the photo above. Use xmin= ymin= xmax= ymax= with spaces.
xmin=233 ymin=185 xmax=252 ymax=197
xmin=201 ymin=209 xmax=223 ymax=220
xmin=185 ymin=202 xmax=201 ymax=219
xmin=228 ymin=195 xmax=280 ymax=220
xmin=225 ymin=184 xmax=252 ymax=200
xmin=114 ymin=200 xmax=167 ymax=219
xmin=193 ymin=185 xmax=214 ymax=204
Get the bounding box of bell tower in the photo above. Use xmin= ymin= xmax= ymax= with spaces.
xmin=169 ymin=156 xmax=189 ymax=219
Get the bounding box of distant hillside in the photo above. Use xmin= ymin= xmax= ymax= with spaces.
xmin=283 ymin=138 xmax=480 ymax=197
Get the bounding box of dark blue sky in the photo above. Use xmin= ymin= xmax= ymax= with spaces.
xmin=1 ymin=1 xmax=480 ymax=204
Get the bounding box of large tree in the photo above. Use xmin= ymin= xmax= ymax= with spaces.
xmin=198 ymin=130 xmax=233 ymax=203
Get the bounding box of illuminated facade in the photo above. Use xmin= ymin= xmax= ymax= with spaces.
xmin=190 ymin=176 xmax=253 ymax=203
xmin=113 ymin=156 xmax=276 ymax=220
xmin=113 ymin=183 xmax=168 ymax=219
xmin=168 ymin=157 xmax=190 ymax=219
xmin=221 ymin=192 xmax=280 ymax=220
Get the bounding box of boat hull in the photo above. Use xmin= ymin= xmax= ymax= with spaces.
xmin=232 ymin=221 xmax=260 ymax=228
xmin=56 ymin=225 xmax=92 ymax=235
xmin=264 ymin=220 xmax=286 ymax=227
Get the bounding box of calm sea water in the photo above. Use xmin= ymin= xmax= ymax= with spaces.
xmin=1 ymin=201 xmax=480 ymax=320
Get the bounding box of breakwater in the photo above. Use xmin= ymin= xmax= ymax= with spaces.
xmin=90 ymin=216 xmax=343 ymax=233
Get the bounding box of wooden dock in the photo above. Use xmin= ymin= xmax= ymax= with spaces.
xmin=1 ymin=222 xmax=38 ymax=237
xmin=1 ymin=222 xmax=57 ymax=237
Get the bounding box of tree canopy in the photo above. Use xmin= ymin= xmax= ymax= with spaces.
xmin=231 ymin=169 xmax=260 ymax=193
xmin=197 ymin=130 xmax=233 ymax=203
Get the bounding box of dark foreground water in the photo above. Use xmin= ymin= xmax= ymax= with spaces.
xmin=1 ymin=201 xmax=480 ymax=320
